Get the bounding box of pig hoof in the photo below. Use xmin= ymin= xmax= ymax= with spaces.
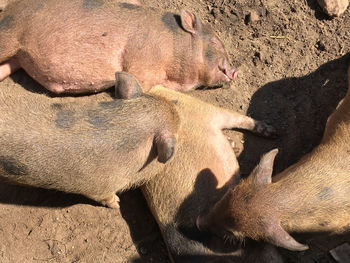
xmin=101 ymin=194 xmax=120 ymax=209
xmin=156 ymin=131 xmax=177 ymax=164
xmin=115 ymin=72 xmax=143 ymax=99
xmin=226 ymin=136 xmax=240 ymax=156
xmin=254 ymin=121 xmax=277 ymax=138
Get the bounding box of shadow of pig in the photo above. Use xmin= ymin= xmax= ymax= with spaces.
xmin=239 ymin=52 xmax=350 ymax=177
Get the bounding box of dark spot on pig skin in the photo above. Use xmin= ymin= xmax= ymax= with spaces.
xmin=55 ymin=110 xmax=76 ymax=129
xmin=82 ymin=0 xmax=104 ymax=9
xmin=87 ymin=109 xmax=110 ymax=128
xmin=0 ymin=15 xmax=13 ymax=30
xmin=51 ymin=103 xmax=63 ymax=110
xmin=0 ymin=156 xmax=28 ymax=176
xmin=162 ymin=12 xmax=182 ymax=33
xmin=119 ymin=3 xmax=140 ymax=10
xmin=319 ymin=221 xmax=330 ymax=227
xmin=205 ymin=48 xmax=215 ymax=62
xmin=244 ymin=193 xmax=253 ymax=204
xmin=317 ymin=187 xmax=333 ymax=201
xmin=204 ymin=47 xmax=217 ymax=69
xmin=98 ymin=100 xmax=124 ymax=109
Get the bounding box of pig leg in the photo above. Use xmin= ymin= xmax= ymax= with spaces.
xmin=121 ymin=0 xmax=144 ymax=5
xmin=0 ymin=34 xmax=20 ymax=81
xmin=216 ymin=109 xmax=277 ymax=137
xmin=155 ymin=130 xmax=177 ymax=164
xmin=0 ymin=58 xmax=20 ymax=81
xmin=87 ymin=193 xmax=120 ymax=209
xmin=115 ymin=71 xmax=143 ymax=99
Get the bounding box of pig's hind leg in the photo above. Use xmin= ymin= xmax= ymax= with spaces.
xmin=87 ymin=193 xmax=120 ymax=209
xmin=0 ymin=58 xmax=20 ymax=81
xmin=216 ymin=109 xmax=277 ymax=138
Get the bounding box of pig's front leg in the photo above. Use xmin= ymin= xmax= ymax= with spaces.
xmin=0 ymin=58 xmax=20 ymax=81
xmin=216 ymin=109 xmax=277 ymax=138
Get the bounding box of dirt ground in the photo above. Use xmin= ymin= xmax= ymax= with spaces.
xmin=0 ymin=0 xmax=350 ymax=262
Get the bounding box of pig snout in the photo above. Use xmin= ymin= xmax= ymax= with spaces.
xmin=218 ymin=62 xmax=239 ymax=82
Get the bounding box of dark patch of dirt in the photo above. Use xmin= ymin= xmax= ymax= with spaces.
xmin=0 ymin=0 xmax=350 ymax=262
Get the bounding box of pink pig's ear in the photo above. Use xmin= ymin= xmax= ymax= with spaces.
xmin=266 ymin=221 xmax=309 ymax=251
xmin=251 ymin=149 xmax=278 ymax=185
xmin=180 ymin=9 xmax=202 ymax=34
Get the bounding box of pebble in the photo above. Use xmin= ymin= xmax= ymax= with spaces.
xmin=317 ymin=0 xmax=349 ymax=16
xmin=246 ymin=10 xmax=260 ymax=24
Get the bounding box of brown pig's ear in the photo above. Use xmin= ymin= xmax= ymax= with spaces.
xmin=266 ymin=221 xmax=309 ymax=251
xmin=180 ymin=10 xmax=202 ymax=35
xmin=115 ymin=72 xmax=143 ymax=99
xmin=252 ymin=149 xmax=279 ymax=185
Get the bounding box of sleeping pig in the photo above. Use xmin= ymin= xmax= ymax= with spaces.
xmin=141 ymin=86 xmax=278 ymax=261
xmin=196 ymin=66 xmax=350 ymax=251
xmin=0 ymin=72 xmax=179 ymax=208
xmin=0 ymin=0 xmax=237 ymax=95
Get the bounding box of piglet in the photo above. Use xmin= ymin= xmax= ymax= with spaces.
xmin=196 ymin=66 xmax=350 ymax=251
xmin=0 ymin=0 xmax=238 ymax=95
xmin=0 ymin=72 xmax=179 ymax=208
xmin=141 ymin=85 xmax=277 ymax=261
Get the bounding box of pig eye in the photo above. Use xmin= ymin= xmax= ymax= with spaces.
xmin=210 ymin=37 xmax=224 ymax=50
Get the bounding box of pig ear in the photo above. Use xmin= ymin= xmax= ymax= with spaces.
xmin=180 ymin=10 xmax=202 ymax=35
xmin=252 ymin=149 xmax=278 ymax=185
xmin=115 ymin=72 xmax=143 ymax=99
xmin=266 ymin=222 xmax=309 ymax=251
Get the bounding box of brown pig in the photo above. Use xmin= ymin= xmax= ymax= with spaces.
xmin=0 ymin=0 xmax=238 ymax=95
xmin=196 ymin=67 xmax=350 ymax=252
xmin=0 ymin=72 xmax=179 ymax=208
xmin=140 ymin=86 xmax=277 ymax=261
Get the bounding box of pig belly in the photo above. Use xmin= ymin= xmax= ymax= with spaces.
xmin=209 ymin=134 xmax=240 ymax=188
xmin=17 ymin=52 xmax=121 ymax=94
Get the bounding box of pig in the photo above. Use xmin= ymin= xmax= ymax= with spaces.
xmin=0 ymin=0 xmax=238 ymax=95
xmin=196 ymin=66 xmax=350 ymax=252
xmin=141 ymin=86 xmax=278 ymax=261
xmin=0 ymin=72 xmax=179 ymax=209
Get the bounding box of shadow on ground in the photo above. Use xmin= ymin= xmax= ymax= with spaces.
xmin=239 ymin=53 xmax=350 ymax=176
